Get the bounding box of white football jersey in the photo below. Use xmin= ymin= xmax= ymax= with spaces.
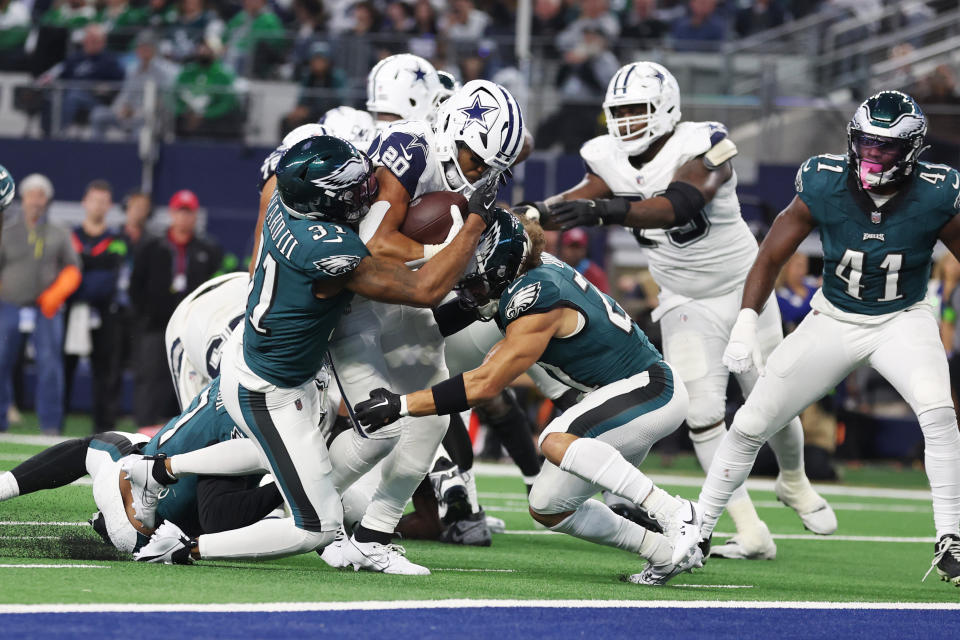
xmin=580 ymin=121 xmax=758 ymax=298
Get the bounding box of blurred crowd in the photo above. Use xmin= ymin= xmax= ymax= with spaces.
xmin=1 ymin=0 xmax=953 ymax=140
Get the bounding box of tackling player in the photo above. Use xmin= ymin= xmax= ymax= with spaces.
xmin=355 ymin=211 xmax=703 ymax=585
xmin=518 ymin=61 xmax=836 ymax=559
xmin=676 ymin=90 xmax=960 ymax=586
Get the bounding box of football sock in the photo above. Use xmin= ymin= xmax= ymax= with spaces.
xmin=442 ymin=412 xmax=474 ymax=471
xmin=698 ymin=425 xmax=765 ymax=538
xmin=558 ymin=438 xmax=653 ymax=504
xmin=360 ymin=413 xmax=448 ymax=534
xmin=354 ymin=524 xmax=391 ymax=545
xmin=169 ymin=438 xmax=266 ymax=478
xmin=461 ymin=469 xmax=481 ymax=514
xmin=328 ymin=430 xmax=396 ymax=493
xmin=8 ymin=436 xmax=90 ymax=496
xmin=0 ymin=471 xmax=19 ymax=501
xmin=481 ymin=390 xmax=541 ymax=478
xmin=198 ymin=518 xmax=334 ymax=559
xmin=768 ymin=416 xmax=805 ymax=473
xmin=918 ymin=407 xmax=960 ymax=539
xmin=690 ymin=422 xmax=756 ymax=525
xmin=549 ymin=498 xmax=649 ymax=556
xmin=640 ymin=486 xmax=681 ymax=518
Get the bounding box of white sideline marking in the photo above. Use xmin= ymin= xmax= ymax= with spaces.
xmin=1 ymin=599 xmax=959 ymax=614
xmin=675 ymin=585 xmax=754 ymax=589
xmin=0 ymin=564 xmax=108 ymax=569
xmin=0 ymin=434 xmax=69 ymax=447
xmin=482 ymin=500 xmax=932 ymax=515
xmin=0 ymin=521 xmax=89 ymax=527
xmin=473 ymin=463 xmax=935 ymax=501
xmin=500 ymin=530 xmax=938 ymax=543
xmin=0 ymin=454 xmax=30 ymax=461
xmin=0 ymin=536 xmax=58 ymax=540
xmin=433 ymin=568 xmax=516 ymax=573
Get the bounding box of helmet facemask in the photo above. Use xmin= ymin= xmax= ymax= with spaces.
xmin=846 ymin=90 xmax=927 ymax=190
xmin=603 ymin=61 xmax=681 ymax=156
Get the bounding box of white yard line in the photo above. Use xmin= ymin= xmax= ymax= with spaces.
xmin=0 ymin=564 xmax=108 ymax=569
xmin=481 ymin=498 xmax=931 ymax=514
xmin=0 ymin=600 xmax=958 ymax=614
xmin=432 ymin=568 xmax=516 ymax=573
xmin=0 ymin=521 xmax=89 ymax=527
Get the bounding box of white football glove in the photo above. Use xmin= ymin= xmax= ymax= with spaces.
xmin=722 ymin=309 xmax=764 ymax=375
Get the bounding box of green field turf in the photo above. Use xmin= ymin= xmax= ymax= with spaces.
xmin=1 ymin=432 xmax=957 ymax=605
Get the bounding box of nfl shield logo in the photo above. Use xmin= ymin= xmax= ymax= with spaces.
xmin=871 ymin=211 xmax=882 ymax=224
xmin=295 ymin=399 xmax=303 ymax=411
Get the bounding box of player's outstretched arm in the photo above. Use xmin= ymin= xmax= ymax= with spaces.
xmin=347 ymin=213 xmax=487 ymax=307
xmin=740 ymin=195 xmax=815 ymax=313
xmin=355 ymin=310 xmax=560 ymax=430
xmin=361 ymin=167 xmax=426 ymax=263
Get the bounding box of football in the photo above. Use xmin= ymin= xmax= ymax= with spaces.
xmin=401 ymin=191 xmax=468 ymax=244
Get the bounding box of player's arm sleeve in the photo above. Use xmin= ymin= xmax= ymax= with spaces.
xmin=433 ymin=299 xmax=478 ymax=337
xmin=367 ymin=130 xmax=428 ymax=199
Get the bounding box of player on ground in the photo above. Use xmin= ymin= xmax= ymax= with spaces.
xmin=670 ymin=90 xmax=960 ymax=586
xmin=321 ymin=80 xmax=526 ymax=574
xmin=519 ymin=61 xmax=835 ymax=559
xmin=355 ymin=211 xmax=703 ymax=585
xmin=130 ymin=135 xmax=497 ymax=564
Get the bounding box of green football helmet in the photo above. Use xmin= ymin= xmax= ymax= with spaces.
xmin=847 ymin=90 xmax=927 ymax=190
xmin=0 ymin=164 xmax=14 ymax=212
xmin=275 ymin=135 xmax=378 ymax=223
xmin=456 ymin=207 xmax=529 ymax=318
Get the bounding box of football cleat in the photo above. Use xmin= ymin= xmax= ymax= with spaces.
xmin=318 ymin=527 xmax=350 ymax=569
xmin=774 ymin=474 xmax=838 ymax=535
xmin=133 ymin=521 xmax=195 ymax=564
xmin=429 ymin=459 xmax=471 ymax=525
xmin=710 ymin=521 xmax=777 ymax=560
xmin=649 ymin=497 xmax=702 ymax=565
xmin=343 ymin=536 xmax=431 ymax=575
xmin=626 ymin=547 xmax=704 ymax=586
xmin=485 ymin=513 xmax=506 ymax=534
xmin=923 ymin=533 xmax=960 ymax=586
xmin=440 ymin=510 xmax=492 ymax=547
xmin=120 ymin=454 xmax=176 ymax=529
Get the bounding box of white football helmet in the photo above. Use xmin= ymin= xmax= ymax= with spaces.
xmin=433 ymin=80 xmax=526 ymax=195
xmin=281 ymin=122 xmax=330 ymax=148
xmin=320 ymin=106 xmax=376 ymax=150
xmin=603 ymin=61 xmax=681 ymax=155
xmin=366 ymin=53 xmax=442 ymax=123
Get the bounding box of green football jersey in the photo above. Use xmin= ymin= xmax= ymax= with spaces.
xmin=142 ymin=378 xmax=242 ymax=535
xmin=497 ymin=254 xmax=662 ymax=391
xmin=244 ymin=192 xmax=369 ymax=387
xmin=796 ymin=154 xmax=960 ymax=315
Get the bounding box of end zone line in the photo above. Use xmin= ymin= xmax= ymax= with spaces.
xmin=1 ymin=600 xmax=959 ymax=614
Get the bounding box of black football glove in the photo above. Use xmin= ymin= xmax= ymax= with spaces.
xmin=512 ymin=200 xmax=551 ymax=226
xmin=548 ymin=198 xmax=630 ymax=230
xmin=467 ymin=170 xmax=501 ymax=226
xmin=355 ymin=387 xmax=402 ymax=433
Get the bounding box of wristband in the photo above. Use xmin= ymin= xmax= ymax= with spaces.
xmin=431 ymin=374 xmax=469 ymax=415
xmin=399 ymin=395 xmax=410 ymax=417
xmin=599 ymin=198 xmax=630 ymax=226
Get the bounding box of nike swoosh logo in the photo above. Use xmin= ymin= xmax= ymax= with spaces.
xmin=0 ymin=185 xmax=9 ymax=196
xmin=506 ymin=280 xmax=522 ymax=295
xmin=682 ymin=503 xmax=696 ymax=525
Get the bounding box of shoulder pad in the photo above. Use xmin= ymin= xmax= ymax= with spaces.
xmin=703 ymin=138 xmax=737 ymax=170
xmin=795 ymin=154 xmax=846 ymax=194
xmin=258 ymin=146 xmax=285 ymax=193
xmin=499 ymin=269 xmax=561 ymax=324
xmin=579 ymin=135 xmax=613 ymax=174
xmin=367 ymin=127 xmax=430 ymax=198
xmin=306 ymin=223 xmax=369 ymax=277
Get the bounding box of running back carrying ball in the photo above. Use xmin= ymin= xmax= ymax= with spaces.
xmin=401 ymin=191 xmax=468 ymax=244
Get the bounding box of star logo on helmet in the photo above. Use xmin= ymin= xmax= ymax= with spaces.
xmin=459 ymin=95 xmax=498 ymax=132
xmin=411 ymin=66 xmax=427 ymax=83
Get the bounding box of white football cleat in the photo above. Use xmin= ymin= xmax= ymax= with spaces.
xmin=120 ymin=454 xmax=174 ymax=529
xmin=343 ymin=536 xmax=430 ymax=575
xmin=485 ymin=513 xmax=506 ymax=534
xmin=627 ymin=547 xmax=705 ymax=586
xmin=134 ymin=521 xmax=194 ymax=564
xmin=650 ymin=497 xmax=701 ymax=565
xmin=775 ymin=474 xmax=838 ymax=535
xmin=710 ymin=521 xmax=777 ymax=560
xmin=318 ymin=527 xmax=350 ymax=568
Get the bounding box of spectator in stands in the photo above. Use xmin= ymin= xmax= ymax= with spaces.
xmin=559 ymin=227 xmax=609 ymax=293
xmin=407 ymin=0 xmax=441 ymax=61
xmin=441 ymin=0 xmax=491 ymax=48
xmin=775 ymin=252 xmax=818 ymax=334
xmin=130 ymin=189 xmax=222 ymax=428
xmin=288 ymin=0 xmax=326 ymax=76
xmin=97 ymin=0 xmax=150 ymax=50
xmin=384 ymin=1 xmax=414 ymax=34
xmin=223 ymin=0 xmax=286 ymax=76
xmin=63 ymin=180 xmax=126 ymax=433
xmin=37 ymin=23 xmax=125 ymax=136
xmin=622 ymin=0 xmax=669 ymax=46
xmin=163 ymin=0 xmax=224 ymax=64
xmin=116 ymin=191 xmax=152 ymax=379
xmin=333 ymin=1 xmax=381 ymax=85
xmin=279 ymin=41 xmax=347 ymax=136
xmin=0 ymin=0 xmax=30 ymax=71
xmin=555 ymin=0 xmax=620 ymax=53
xmin=531 ymin=0 xmax=566 ymax=55
xmin=173 ymin=37 xmax=243 ymax=140
xmin=735 ymin=0 xmax=787 ymax=38
xmin=670 ymin=0 xmax=726 ymax=52
xmin=90 ymin=30 xmax=179 ymax=139
xmin=40 ymin=0 xmax=97 ymax=37
xmin=0 ymin=174 xmax=80 ymax=434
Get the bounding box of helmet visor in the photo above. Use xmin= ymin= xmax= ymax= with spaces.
xmin=851 ymin=131 xmax=910 ymax=171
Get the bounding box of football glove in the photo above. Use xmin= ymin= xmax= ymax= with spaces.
xmin=722 ymin=309 xmax=765 ymax=375
xmin=512 ymin=201 xmax=550 ymax=225
xmin=355 ymin=388 xmax=404 ymax=433
xmin=467 ymin=170 xmax=501 ymax=226
xmin=548 ymin=198 xmax=630 ymax=230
